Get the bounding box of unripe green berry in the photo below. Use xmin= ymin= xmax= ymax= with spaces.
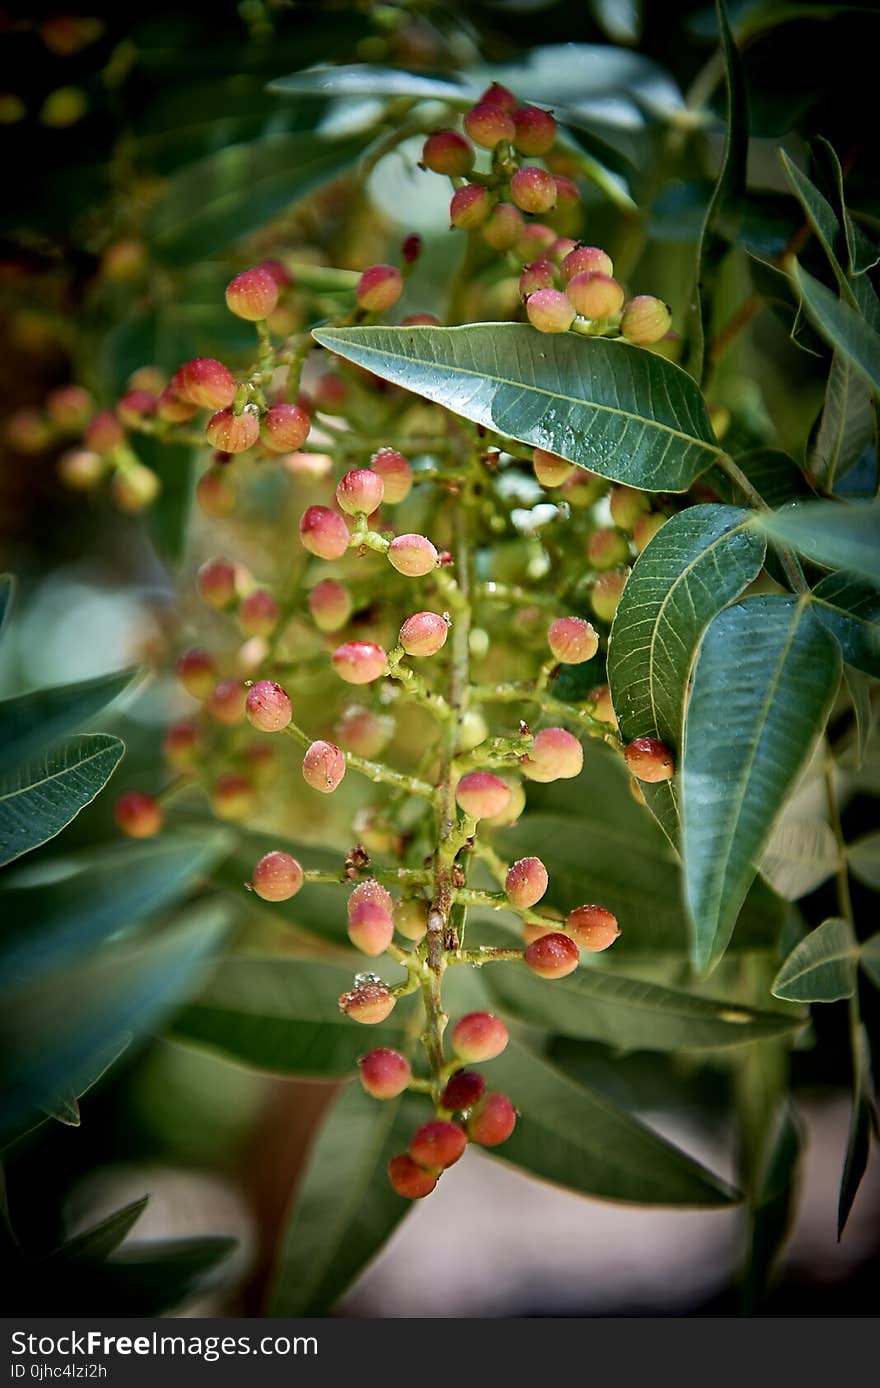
xmin=356 ymin=264 xmax=403 ymax=312
xmin=340 ymin=980 xmax=396 ymax=1025
xmin=393 ymin=896 xmax=429 ymax=941
xmin=47 ymin=384 xmax=93 ymax=431
xmin=512 ymin=104 xmax=557 ymax=156
xmin=369 ymin=448 xmax=413 ymax=504
xmin=197 ymin=557 xmax=237 ymax=608
xmin=525 ymin=930 xmax=579 ymax=978
xmin=176 ymin=648 xmax=216 ymax=699
xmin=609 ymin=485 xmax=650 ymax=531
xmin=388 ymin=1153 xmax=437 ymax=1199
xmin=422 ymin=130 xmax=474 ymax=176
xmin=484 ymin=775 xmax=527 ymax=826
xmin=111 ymin=464 xmax=161 ymax=514
xmin=455 ymin=770 xmax=511 ymax=820
xmin=451 ymin=1012 xmax=509 ymax=1063
xmin=308 ymin=578 xmax=353 ymax=632
xmin=620 ymin=295 xmax=672 ymax=346
xmin=299 ymin=505 xmax=350 ymax=560
xmin=225 ymin=266 xmax=279 ymax=321
xmin=57 ymin=448 xmax=104 ymax=491
xmin=162 ymin=720 xmax=200 ymax=770
xmin=115 ymin=791 xmax=163 ymax=839
xmin=245 ymin=679 xmax=292 ymax=733
xmin=336 ymin=704 xmax=395 ymax=757
xmin=505 ymin=856 xmax=549 ymax=909
xmin=526 ymin=288 xmax=575 ymax=334
xmin=348 ymin=898 xmax=395 ymax=956
xmin=450 ymin=184 xmax=493 ymax=230
xmin=565 ymin=272 xmax=624 ymax=320
xmin=519 ymin=259 xmax=556 ymax=299
xmin=548 ymin=616 xmax=599 ymax=664
xmin=588 ymin=683 xmax=618 ymax=728
xmin=206 ymin=407 xmax=259 ymax=454
xmin=510 ymin=166 xmax=557 ymax=214
xmin=441 ymin=1070 xmax=486 ymax=1112
xmin=211 ymin=771 xmax=256 ymax=821
xmin=175 ymin=358 xmax=235 ymax=410
xmin=590 ymin=570 xmax=628 ymax=622
xmin=533 ymin=447 xmax=575 ymax=488
xmin=209 ymin=678 xmax=248 ymax=725
xmin=399 ymin=610 xmax=449 ymax=657
xmin=336 ymin=467 xmax=384 ymax=516
xmin=261 ymin=403 xmax=311 ymax=453
xmin=332 ymin=641 xmax=388 ymax=685
xmin=239 ymin=588 xmax=280 ymax=638
xmin=482 ymin=202 xmax=525 ymax=251
xmin=251 ymin=850 xmax=304 ymax=902
xmin=196 ymin=468 xmax=237 ymax=517
xmin=624 ymin=736 xmax=675 ymax=783
xmin=302 ymin=739 xmax=346 ymax=794
xmin=360 ymin=1048 xmax=412 ymax=1099
xmin=387 ymin=533 xmax=438 ymax=577
xmin=566 ymin=904 xmax=620 ymax=951
xmin=633 ymin=512 xmax=667 ymax=552
xmin=588 ymin=527 xmax=630 ymax=570
xmin=456 ymin=707 xmax=489 ymax=753
xmin=560 ymin=245 xmax=613 ymax=282
xmin=522 ymin=726 xmax=583 ymax=782
xmin=467 ymin=1091 xmax=517 ymax=1146
xmin=409 ymin=1119 xmax=467 ymax=1170
xmin=464 ymin=101 xmax=515 ymax=148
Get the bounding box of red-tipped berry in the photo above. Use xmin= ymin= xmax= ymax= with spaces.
xmin=116 ymin=389 xmax=157 ymax=427
xmin=336 ymin=704 xmax=394 ymax=757
xmin=467 ymin=1092 xmax=517 ymax=1146
xmin=197 ymin=557 xmax=236 ymax=608
xmin=399 ymin=610 xmax=448 ymax=657
xmin=566 ymin=904 xmax=620 ymax=951
xmin=302 ymin=739 xmax=346 ymax=794
xmin=620 ymin=295 xmax=672 ymax=346
xmin=205 ymin=407 xmax=259 ymax=453
xmin=450 ymin=184 xmax=493 ymax=229
xmin=566 ymin=272 xmax=625 ymax=320
xmin=299 ymin=505 xmax=350 ymax=560
xmin=526 ymin=289 xmax=575 ymax=333
xmin=388 ymin=1153 xmax=437 ymax=1198
xmin=208 ymin=679 xmax=248 ymax=725
xmin=336 ymin=467 xmax=384 ymax=516
xmin=196 ymin=468 xmax=236 ymax=517
xmin=356 ymin=265 xmax=403 ymax=313
xmin=519 ymin=259 xmax=556 ymax=299
xmin=588 ymin=527 xmax=630 ymax=570
xmin=512 ymin=104 xmax=556 ymax=156
xmin=245 ymin=679 xmax=292 ymax=733
xmin=609 ymin=485 xmax=650 ymax=530
xmin=239 ymin=588 xmax=280 ymax=638
xmin=360 ymin=1048 xmax=412 ymax=1099
xmin=547 ymin=616 xmax=599 ymax=664
xmin=308 ymin=578 xmax=353 ymax=632
xmin=162 ymin=720 xmax=200 ymax=770
xmin=633 ymin=513 xmax=666 ymax=552
xmin=348 ymin=899 xmax=395 ymax=957
xmin=225 ymin=266 xmax=279 ymax=321
xmin=211 ymin=772 xmax=256 ymax=821
xmin=176 ymin=648 xmax=216 ymax=699
xmin=157 ymin=384 xmax=198 ymax=423
xmin=441 ymin=1070 xmax=486 ymax=1112
xmin=482 ymin=202 xmax=525 ymax=251
xmin=561 ymin=245 xmax=613 ymax=282
xmin=369 ymin=448 xmax=412 ymax=504
xmin=340 ymin=980 xmax=396 ymax=1025
xmin=332 ymin=641 xmax=387 ymax=685
xmin=85 ymin=411 xmax=124 ymax=454
xmin=387 ymin=533 xmax=438 ymax=577
xmin=455 ymin=770 xmax=511 ymax=820
xmin=261 ymin=403 xmax=310 ymax=453
xmin=47 ymin=384 xmax=92 ymax=431
xmin=421 ymin=130 xmax=474 ymax=176
xmin=510 ymin=167 xmax=557 ymax=215
xmin=115 ymin=791 xmax=162 ymax=839
xmin=505 ymin=856 xmax=549 ymax=910
xmin=533 ymin=447 xmax=575 ymax=487
xmin=522 ymin=727 xmax=583 ymax=782
xmin=410 ymin=1120 xmax=467 ymax=1170
xmin=479 ymin=82 xmax=518 ymax=111
xmin=624 ymin=736 xmax=675 ymax=783
xmin=452 ymin=1012 xmax=509 ymax=1063
xmin=464 ymin=102 xmax=515 ymax=148
xmin=175 ymin=358 xmax=235 ymax=410
xmin=525 ymin=931 xmax=579 ymax=978
xmin=590 ymin=571 xmax=628 ymax=622
xmin=251 ymin=851 xmax=304 ymax=902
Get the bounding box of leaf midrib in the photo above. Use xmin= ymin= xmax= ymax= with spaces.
xmin=0 ymin=739 xmax=120 ymax=805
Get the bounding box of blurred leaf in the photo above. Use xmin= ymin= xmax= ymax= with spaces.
xmin=683 ymin=596 xmax=841 ymax=972
xmin=589 ymin=0 xmax=643 ymax=43
xmin=789 ymin=259 xmax=880 ymax=393
xmin=809 ymin=354 xmax=876 ymax=489
xmin=138 ymin=436 xmax=196 ymax=567
xmin=771 ymin=917 xmax=857 ymax=1001
xmin=0 ymin=667 xmax=136 ymax=776
xmin=759 ymin=818 xmax=840 ymax=900
xmin=607 ymin=503 xmax=765 ymax=847
xmin=173 ymin=958 xmax=412 ymax=1076
xmin=0 ymin=734 xmax=125 ymax=869
xmin=780 ymin=150 xmax=851 ymax=298
xmin=270 ymin=1082 xmax=423 ymax=1315
xmin=844 ymin=666 xmax=873 ymax=768
xmin=0 ymin=830 xmax=229 ymax=984
xmin=860 ymin=933 xmax=880 ymax=989
xmin=0 ymin=574 xmax=14 ymax=642
xmin=146 ymin=132 xmax=368 ymax=264
xmin=815 ymin=137 xmax=880 ymax=278
xmin=488 ymin=1040 xmax=739 ymax=1206
xmin=314 ymin=325 xmax=722 ymax=492
xmin=270 ymin=65 xmax=468 ymax=101
xmin=50 ymin=1197 xmax=149 ymax=1264
xmin=742 ymin=1100 xmax=802 ymax=1311
xmin=758 ymin=499 xmax=880 ymax=582
xmin=839 ymin=1024 xmax=874 ymax=1238
xmin=809 ymin=572 xmax=880 ymax=677
xmin=486 ymin=961 xmax=803 ymax=1051
xmin=847 ymin=831 xmax=880 ymax=889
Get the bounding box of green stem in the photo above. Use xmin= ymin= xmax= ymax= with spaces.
xmin=282 ymin=721 xmax=436 ymax=800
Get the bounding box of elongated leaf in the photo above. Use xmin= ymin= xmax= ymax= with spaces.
xmin=810 ymin=353 xmax=876 ymax=488
xmin=759 ymin=817 xmax=840 ymax=900
xmin=758 ymin=499 xmax=880 ymax=582
xmin=683 ymin=596 xmax=842 ymax=972
xmin=486 ymin=962 xmax=803 ymax=1052
xmin=608 ymin=503 xmax=765 ymax=845
xmin=146 ymin=133 xmax=367 ymax=263
xmin=173 ymin=958 xmax=411 ymax=1075
xmin=771 ymin=917 xmax=857 ymax=1001
xmin=742 ymin=1101 xmax=802 ymax=1311
xmin=0 ymin=667 xmax=135 ymax=776
xmin=270 ymin=1082 xmax=422 ymax=1315
xmin=780 ymin=151 xmax=851 ymax=300
xmin=810 ymin=571 xmax=880 ymax=676
xmin=789 ymin=259 xmax=880 ymax=393
xmin=847 ymin=831 xmax=880 ymax=889
xmin=839 ymin=1024 xmax=874 ymax=1238
xmin=0 ymin=574 xmax=14 ymax=641
xmin=0 ymin=734 xmax=125 ymax=869
xmin=816 ymin=137 xmax=880 ymax=278
xmin=860 ymin=933 xmax=880 ymax=989
xmin=590 ymin=0 xmax=643 ymax=44
xmin=0 ymin=903 xmax=231 ymax=1146
xmin=51 ymin=1198 xmax=148 ymax=1264
xmin=487 ymin=1041 xmax=738 ymax=1206
xmin=270 ymin=64 xmax=468 ymax=102
xmin=0 ymin=830 xmax=229 ymax=984
xmin=313 ymin=324 xmax=722 ymax=491
xmin=844 ymin=666 xmax=873 ymax=769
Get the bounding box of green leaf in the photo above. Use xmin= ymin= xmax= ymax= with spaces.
xmin=809 ymin=571 xmax=880 ymax=677
xmin=487 ymin=1040 xmax=739 ymax=1206
xmin=815 ymin=137 xmax=880 ymax=278
xmin=742 ymin=1101 xmax=802 ymax=1312
xmin=269 ymin=1082 xmax=421 ymax=1315
xmin=269 ymin=64 xmax=468 ymax=102
xmin=0 ymin=574 xmax=14 ymax=642
xmin=486 ymin=962 xmax=803 ymax=1052
xmin=771 ymin=917 xmax=857 ymax=1001
xmin=0 ymin=734 xmax=125 ymax=869
xmin=0 ymin=902 xmax=231 ymax=1147
xmin=0 ymin=830 xmax=230 ymax=984
xmin=758 ymin=499 xmax=880 ymax=582
xmin=809 ymin=353 xmax=876 ymax=489
xmin=607 ymin=503 xmax=765 ymax=846
xmin=0 ymin=667 xmax=136 ymax=775
xmin=173 ymin=958 xmax=411 ymax=1076
xmin=50 ymin=1197 xmax=149 ymax=1264
xmin=847 ymin=831 xmax=880 ymax=889
xmin=844 ymin=666 xmax=873 ymax=769
xmin=313 ymin=324 xmax=722 ymax=492
xmin=860 ymin=933 xmax=880 ymax=989
xmin=714 ymin=448 xmax=812 ymax=510
xmin=146 ymin=132 xmax=367 ymax=264
xmin=682 ymin=596 xmax=842 ymax=972
xmin=839 ymin=1024 xmax=874 ymax=1238
xmin=589 ymin=0 xmax=643 ymax=44
xmin=789 ymin=258 xmax=880 ymax=393
xmin=779 ymin=150 xmax=851 ymax=300
xmin=759 ymin=818 xmax=840 ymax=900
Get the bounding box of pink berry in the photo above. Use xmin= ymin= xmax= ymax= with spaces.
xmin=590 ymin=571 xmax=628 ymax=622
xmin=479 ymin=82 xmax=518 ymax=112
xmin=261 ymin=403 xmax=311 ymax=453
xmin=512 ymin=104 xmax=556 ymax=156
xmin=157 ymin=384 xmax=198 ymax=423
xmin=245 ymin=679 xmax=292 ymax=733
xmin=47 ymin=384 xmax=92 ymax=431
xmin=409 ymin=1120 xmax=467 ymax=1170
xmin=399 ymin=610 xmax=448 ymax=657
xmin=620 ymin=295 xmax=672 ymax=346
xmin=211 ymin=772 xmax=256 ymax=821
xmin=174 ymin=358 xmax=235 ymax=410
xmin=251 ymin=851 xmax=304 ymax=902
xmin=340 ymin=980 xmax=396 ymax=1025
xmin=387 ymin=533 xmax=438 ymax=577
xmin=348 ymin=899 xmax=395 ymax=957
xmin=548 ymin=236 xmax=578 ymax=265
xmin=566 ymin=904 xmax=620 ymax=952
xmin=176 ymin=648 xmax=216 ymax=699
xmin=393 ymin=896 xmax=428 ymax=941
xmin=85 ymin=410 xmax=124 ymax=454
xmin=566 ymin=272 xmax=624 ymax=320
xmin=57 ymin=448 xmax=104 ymax=490
xmin=313 ymin=373 xmax=348 ymax=411
xmin=308 ymin=578 xmax=353 ymax=632
xmin=360 ymin=1048 xmax=412 ymax=1099
xmin=455 ymin=770 xmax=511 ymax=820
xmin=332 ymin=641 xmax=387 ymax=685
xmin=482 ymin=202 xmax=524 ymax=251
xmin=239 ymin=588 xmax=280 ymax=637
xmin=548 ymin=616 xmax=599 ymax=664
xmin=336 ymin=704 xmax=395 ymax=757
xmin=205 ymin=407 xmax=260 ymax=453
xmin=421 ymin=130 xmax=474 ymax=176
xmin=510 ymin=167 xmax=557 ymax=214
xmin=208 ymin=679 xmax=248 ymax=725
xmin=225 ymin=266 xmax=279 ymax=320
xmin=515 ymin=222 xmax=556 ymax=261
xmin=388 ymin=1153 xmax=437 ymax=1198
xmin=115 ymin=791 xmax=163 ymax=839
xmin=441 ymin=1070 xmax=486 ymax=1112
xmin=624 ymin=736 xmax=675 ymax=783
xmin=526 ymin=289 xmax=575 ymax=334
xmin=505 ymin=856 xmax=549 ymax=910
xmin=609 ymin=485 xmax=650 ymax=530
xmin=302 ymin=739 xmax=346 ymax=794
xmin=162 ymin=720 xmax=200 ymax=769
xmin=588 ymin=528 xmax=630 ymax=570
xmin=525 ymin=931 xmax=579 ymax=978
xmin=356 ymin=265 xmax=403 ymax=313
xmin=336 ymin=467 xmax=385 ymax=516
xmin=522 ymin=727 xmax=583 ymax=782
xmin=369 ymin=448 xmax=412 ymax=504
xmin=196 ymin=468 xmax=236 ymax=517
xmin=450 ymin=184 xmax=493 ymax=229
xmin=349 ymin=879 xmax=393 ymax=915
xmin=451 ymin=1012 xmax=509 ymax=1063
xmin=560 ymin=245 xmax=613 ymax=282
xmin=519 ymin=258 xmax=556 ymax=299
xmin=243 ymin=742 xmax=278 ymax=786
xmin=467 ymin=1092 xmax=517 ymax=1147
xmin=553 ymin=175 xmax=579 ymax=209
xmin=299 ymin=505 xmax=350 ymax=560
xmin=464 ymin=102 xmax=515 ymax=148
xmin=197 ymin=557 xmax=236 ymax=608
xmin=533 ymin=447 xmax=575 ymax=487
xmin=116 ymin=389 xmax=157 ymax=426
